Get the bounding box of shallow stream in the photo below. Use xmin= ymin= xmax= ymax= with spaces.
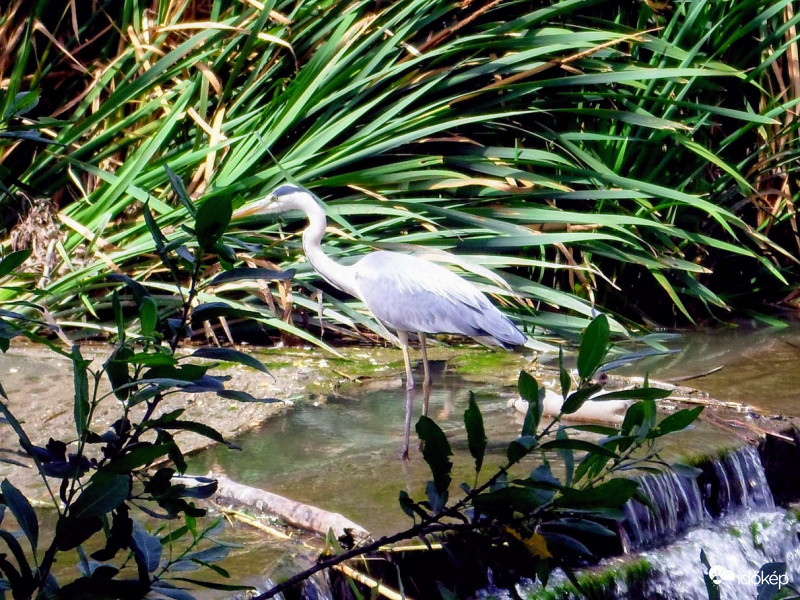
xmin=184 ymin=319 xmax=800 ymax=597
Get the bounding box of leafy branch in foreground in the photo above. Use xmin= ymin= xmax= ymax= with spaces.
xmin=0 ymin=171 xmax=289 ymax=599
xmin=259 ymin=314 xmax=705 ymax=599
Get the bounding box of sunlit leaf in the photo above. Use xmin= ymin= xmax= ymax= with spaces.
xmin=577 ymin=315 xmax=610 ymax=380
xmin=0 ymin=250 xmax=31 ymax=278
xmin=71 ymin=345 xmax=91 ymax=437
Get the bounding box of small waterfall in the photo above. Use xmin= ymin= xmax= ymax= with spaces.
xmin=623 ymin=445 xmax=775 ymax=550
xmin=639 ymin=510 xmax=800 ymax=600
xmin=511 ymin=442 xmax=797 ymax=600
xmin=623 ymin=469 xmax=706 ymax=549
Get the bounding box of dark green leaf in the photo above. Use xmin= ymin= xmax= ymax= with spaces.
xmin=108 ymin=274 xmax=150 ymax=307
xmin=555 ymin=478 xmax=639 ymax=509
xmin=620 ymin=402 xmax=644 ymax=437
xmin=701 ymin=548 xmax=721 ymax=600
xmin=58 ymin=577 xmax=146 ymax=599
xmin=399 ymin=490 xmax=428 ymax=520
xmin=1 ymin=479 xmax=37 ymax=553
xmin=216 ymin=390 xmax=280 ymax=403
xmin=0 ymin=250 xmax=31 ymax=278
xmin=191 ymin=347 xmax=270 ymax=374
xmin=148 ymin=419 xmax=238 ymax=450
xmin=105 ymin=346 xmax=132 ymax=401
xmin=207 ymin=267 xmax=296 ymax=285
xmin=756 ymin=562 xmax=786 ymax=600
xmin=195 ymin=196 xmax=232 ymax=249
xmin=539 ymin=438 xmax=617 ymax=458
xmin=190 ymin=302 xmax=258 ymax=323
xmin=574 ymin=452 xmax=612 ymax=485
xmin=474 ymin=486 xmax=549 ymax=515
xmin=507 ymin=435 xmax=537 ymax=464
xmin=4 ymin=91 xmax=38 ymax=119
xmin=131 ymin=520 xmax=162 ymax=574
xmin=139 ymin=296 xmax=158 ymax=337
xmin=142 ymin=364 xmax=208 ymax=382
xmin=143 ymin=203 xmax=167 ymax=254
xmin=541 ymin=532 xmax=593 ymax=558
xmin=0 ymin=526 xmax=34 ymax=586
xmin=103 ymin=444 xmax=174 ymax=474
xmin=168 ymin=578 xmax=254 ymax=592
xmin=652 ymin=406 xmax=704 ymax=437
xmin=556 ymin=428 xmax=574 ymax=487
xmin=518 ymin=371 xmax=539 ymax=404
xmin=71 ymin=473 xmax=130 ymax=519
xmin=415 ymin=416 xmax=452 ymax=509
xmin=71 ymin=345 xmax=91 ymax=437
xmin=55 ymin=516 xmax=103 ymax=551
xmin=151 ymin=582 xmax=197 ymax=600
xmin=184 ymin=545 xmax=229 ymax=563
xmin=541 ymin=518 xmax=617 ymax=538
xmin=560 ymin=384 xmax=603 ymax=415
xmin=112 ymin=290 xmax=125 ymax=343
xmin=591 ymin=388 xmax=672 ymax=401
xmin=641 ymin=396 xmax=658 ymax=435
xmin=559 ymin=346 xmax=571 ymax=398
xmin=127 ymin=352 xmax=177 ymax=366
xmin=577 ymin=314 xmax=610 ymax=380
xmin=518 ymin=371 xmax=544 ymax=434
xmin=165 ymin=165 xmax=196 ymax=216
xmin=172 ymin=476 xmax=218 ymax=499
xmin=0 ymin=130 xmax=55 ymax=144
xmin=464 ymin=392 xmax=486 ymax=474
xmin=160 ymin=525 xmax=190 ymax=545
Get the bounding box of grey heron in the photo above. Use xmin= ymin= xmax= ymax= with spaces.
xmin=235 ymin=184 xmax=527 ymax=454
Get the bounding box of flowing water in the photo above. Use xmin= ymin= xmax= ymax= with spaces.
xmin=2 ymin=320 xmax=800 ymax=598
xmin=185 ymin=319 xmax=800 ymax=597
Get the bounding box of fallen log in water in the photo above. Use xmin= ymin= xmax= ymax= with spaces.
xmin=213 ymin=474 xmax=372 ymax=542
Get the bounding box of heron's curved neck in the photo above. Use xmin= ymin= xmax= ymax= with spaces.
xmin=298 ymin=197 xmax=359 ymax=298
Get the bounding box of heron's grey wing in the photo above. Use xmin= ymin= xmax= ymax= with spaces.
xmin=353 ymin=252 xmax=526 ymax=346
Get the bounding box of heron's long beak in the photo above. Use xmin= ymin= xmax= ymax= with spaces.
xmin=232 ymin=198 xmax=269 ymax=220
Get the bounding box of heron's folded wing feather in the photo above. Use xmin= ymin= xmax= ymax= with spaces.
xmin=353 ymin=252 xmax=525 ymax=346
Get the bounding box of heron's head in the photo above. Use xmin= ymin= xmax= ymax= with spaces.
xmin=233 ymin=183 xmax=317 ymax=219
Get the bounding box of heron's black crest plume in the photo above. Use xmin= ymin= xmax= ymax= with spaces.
xmin=272 ymin=183 xmax=305 ymax=197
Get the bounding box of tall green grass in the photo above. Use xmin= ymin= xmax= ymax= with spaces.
xmin=1 ymin=0 xmax=798 ymax=343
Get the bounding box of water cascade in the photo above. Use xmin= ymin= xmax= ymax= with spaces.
xmin=622 ymin=445 xmax=776 ymax=550
xmin=510 ymin=443 xmax=799 ymax=600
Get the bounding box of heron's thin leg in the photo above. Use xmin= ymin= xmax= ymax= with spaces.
xmin=419 ymin=332 xmax=431 ymax=417
xmin=402 ymin=387 xmax=413 ymax=461
xmin=419 ymin=332 xmax=432 ymax=388
xmin=398 ymin=330 xmax=414 ymax=390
